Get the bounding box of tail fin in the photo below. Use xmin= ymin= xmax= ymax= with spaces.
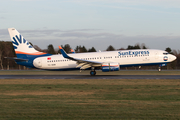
xmin=8 ymin=28 xmax=49 ymax=58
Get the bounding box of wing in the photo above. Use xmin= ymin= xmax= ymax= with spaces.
xmin=59 ymin=46 xmax=102 ymax=70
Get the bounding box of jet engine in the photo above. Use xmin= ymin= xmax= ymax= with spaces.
xmin=102 ymin=62 xmax=120 ymax=72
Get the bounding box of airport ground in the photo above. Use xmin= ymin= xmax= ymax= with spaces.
xmin=1 ymin=69 xmax=180 ymax=75
xmin=0 ymin=70 xmax=180 ymax=119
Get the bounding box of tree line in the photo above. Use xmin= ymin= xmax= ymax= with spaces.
xmin=0 ymin=41 xmax=180 ymax=70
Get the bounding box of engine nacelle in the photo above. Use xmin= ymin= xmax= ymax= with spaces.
xmin=102 ymin=62 xmax=120 ymax=72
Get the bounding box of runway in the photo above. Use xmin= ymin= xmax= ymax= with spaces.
xmin=0 ymin=75 xmax=180 ymax=79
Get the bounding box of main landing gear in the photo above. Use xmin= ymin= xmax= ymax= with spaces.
xmin=90 ymin=70 xmax=96 ymax=76
xmin=90 ymin=67 xmax=96 ymax=76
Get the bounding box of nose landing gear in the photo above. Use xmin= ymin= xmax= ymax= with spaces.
xmin=158 ymin=67 xmax=161 ymax=72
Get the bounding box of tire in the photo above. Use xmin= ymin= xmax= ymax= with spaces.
xmin=90 ymin=71 xmax=96 ymax=76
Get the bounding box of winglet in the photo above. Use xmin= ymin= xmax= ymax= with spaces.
xmin=71 ymin=49 xmax=75 ymax=54
xmin=59 ymin=46 xmax=62 ymax=49
xmin=59 ymin=46 xmax=69 ymax=58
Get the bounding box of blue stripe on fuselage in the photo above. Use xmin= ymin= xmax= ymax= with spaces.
xmin=39 ymin=62 xmax=170 ymax=71
xmin=120 ymin=62 xmax=169 ymax=67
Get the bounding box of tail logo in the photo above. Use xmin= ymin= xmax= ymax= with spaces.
xmin=9 ymin=28 xmax=48 ymax=56
xmin=12 ymin=35 xmax=33 ymax=49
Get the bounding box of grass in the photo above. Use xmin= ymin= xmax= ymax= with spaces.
xmin=0 ymin=70 xmax=180 ymax=75
xmin=0 ymin=79 xmax=180 ymax=119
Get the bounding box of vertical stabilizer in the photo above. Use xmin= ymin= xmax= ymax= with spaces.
xmin=8 ymin=28 xmax=48 ymax=58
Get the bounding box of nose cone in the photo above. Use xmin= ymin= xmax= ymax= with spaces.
xmin=171 ymin=55 xmax=177 ymax=61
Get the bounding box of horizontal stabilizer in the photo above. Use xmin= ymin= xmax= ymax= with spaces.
xmin=5 ymin=57 xmax=28 ymax=62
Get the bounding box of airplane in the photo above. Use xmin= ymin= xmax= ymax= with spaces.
xmin=7 ymin=28 xmax=177 ymax=76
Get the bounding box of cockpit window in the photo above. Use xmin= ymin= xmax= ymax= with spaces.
xmin=163 ymin=53 xmax=169 ymax=55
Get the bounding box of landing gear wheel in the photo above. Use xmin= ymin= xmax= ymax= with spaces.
xmin=158 ymin=67 xmax=161 ymax=72
xmin=90 ymin=71 xmax=96 ymax=76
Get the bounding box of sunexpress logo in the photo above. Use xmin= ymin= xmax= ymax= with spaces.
xmin=12 ymin=35 xmax=33 ymax=49
xmin=118 ymin=50 xmax=150 ymax=56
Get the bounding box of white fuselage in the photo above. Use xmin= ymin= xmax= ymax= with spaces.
xmin=33 ymin=49 xmax=176 ymax=70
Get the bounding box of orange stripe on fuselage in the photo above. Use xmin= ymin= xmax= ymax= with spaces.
xmin=15 ymin=51 xmax=47 ymax=55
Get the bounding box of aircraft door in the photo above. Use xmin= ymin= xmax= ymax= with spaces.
xmin=155 ymin=52 xmax=159 ymax=59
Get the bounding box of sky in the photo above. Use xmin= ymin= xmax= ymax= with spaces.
xmin=0 ymin=0 xmax=180 ymax=51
